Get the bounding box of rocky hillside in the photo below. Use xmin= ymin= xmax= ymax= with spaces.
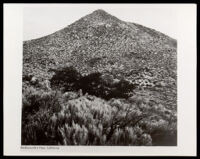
xmin=23 ymin=9 xmax=176 ymax=81
xmin=23 ymin=9 xmax=176 ymax=106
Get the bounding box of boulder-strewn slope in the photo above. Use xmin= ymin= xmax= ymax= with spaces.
xmin=23 ymin=9 xmax=177 ymax=109
xmin=23 ymin=9 xmax=176 ymax=81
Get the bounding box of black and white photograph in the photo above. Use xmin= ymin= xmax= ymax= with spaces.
xmin=22 ymin=5 xmax=177 ymax=146
xmin=3 ymin=3 xmax=197 ymax=156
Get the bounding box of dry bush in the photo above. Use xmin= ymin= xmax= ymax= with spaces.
xmin=22 ymin=91 xmax=152 ymax=145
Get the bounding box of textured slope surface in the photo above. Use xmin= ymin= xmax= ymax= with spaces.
xmin=23 ymin=9 xmax=176 ymax=82
xmin=23 ymin=9 xmax=177 ymax=110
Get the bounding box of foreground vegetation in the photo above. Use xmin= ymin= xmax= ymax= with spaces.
xmin=22 ymin=66 xmax=177 ymax=145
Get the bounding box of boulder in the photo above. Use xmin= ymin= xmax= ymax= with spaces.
xmin=30 ymin=76 xmax=38 ymax=85
xmin=63 ymin=91 xmax=78 ymax=100
xmin=113 ymin=78 xmax=120 ymax=84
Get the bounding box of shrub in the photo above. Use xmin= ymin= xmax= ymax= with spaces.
xmin=140 ymin=116 xmax=177 ymax=146
xmin=50 ymin=66 xmax=81 ymax=91
xmin=78 ymin=72 xmax=104 ymax=97
xmin=22 ymin=94 xmax=152 ymax=145
xmin=109 ymin=79 xmax=136 ymax=99
xmin=22 ymin=88 xmax=62 ymax=145
xmin=22 ymin=87 xmax=61 ymax=117
xmin=55 ymin=96 xmax=152 ymax=145
xmin=23 ymin=74 xmax=33 ymax=81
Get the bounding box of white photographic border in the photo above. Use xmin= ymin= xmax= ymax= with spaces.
xmin=3 ymin=3 xmax=197 ymax=156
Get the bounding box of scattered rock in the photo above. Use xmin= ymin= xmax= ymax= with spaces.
xmin=30 ymin=76 xmax=38 ymax=85
xmin=63 ymin=91 xmax=78 ymax=100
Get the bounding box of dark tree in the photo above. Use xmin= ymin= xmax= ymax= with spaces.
xmin=50 ymin=66 xmax=136 ymax=100
xmin=50 ymin=66 xmax=81 ymax=91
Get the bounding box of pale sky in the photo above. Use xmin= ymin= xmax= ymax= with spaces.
xmin=23 ymin=4 xmax=178 ymax=41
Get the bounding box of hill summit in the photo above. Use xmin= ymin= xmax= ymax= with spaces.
xmin=81 ymin=9 xmax=121 ymax=23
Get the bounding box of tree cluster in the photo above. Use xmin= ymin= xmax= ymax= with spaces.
xmin=50 ymin=66 xmax=136 ymax=100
